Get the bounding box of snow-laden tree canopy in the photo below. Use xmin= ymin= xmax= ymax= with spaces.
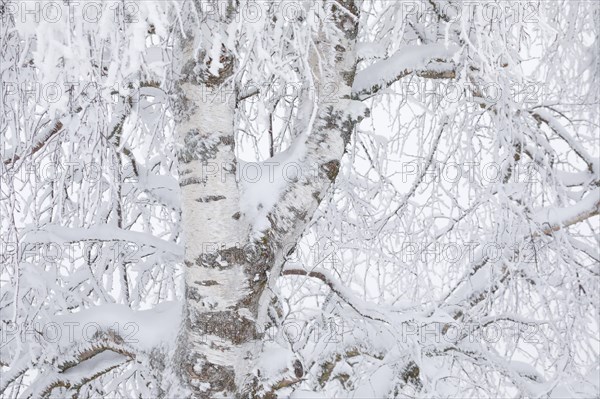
xmin=1 ymin=0 xmax=598 ymax=398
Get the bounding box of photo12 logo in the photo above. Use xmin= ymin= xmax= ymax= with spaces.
xmin=398 ymin=81 xmax=543 ymax=106
xmin=1 ymin=81 xmax=145 ymax=105
xmin=398 ymin=1 xmax=539 ymax=27
xmin=0 ymin=240 xmax=139 ymax=265
xmin=401 ymin=320 xmax=541 ymax=345
xmin=1 ymin=1 xmax=140 ymax=24
xmin=1 ymin=320 xmax=139 ymax=345
xmin=4 ymin=158 xmax=139 ymax=189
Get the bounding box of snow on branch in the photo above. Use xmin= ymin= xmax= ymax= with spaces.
xmin=2 ymin=109 xmax=79 ymax=168
xmin=443 ymin=189 xmax=600 ymax=315
xmin=22 ymin=225 xmax=183 ymax=258
xmin=352 ymin=44 xmax=459 ymax=100
xmin=534 ymin=188 xmax=600 ymax=234
xmin=24 ymin=350 xmax=130 ymax=399
xmin=282 ymin=268 xmax=389 ymax=323
xmin=1 ymin=302 xmax=181 ymax=398
xmin=530 ymin=108 xmax=600 ymax=175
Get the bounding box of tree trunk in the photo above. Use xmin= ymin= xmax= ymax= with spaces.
xmin=173 ymin=1 xmax=363 ymax=397
xmin=173 ymin=30 xmax=260 ymax=397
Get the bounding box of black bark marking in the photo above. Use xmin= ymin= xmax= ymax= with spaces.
xmin=321 ymin=106 xmax=363 ymax=145
xmin=185 ymin=354 xmax=236 ymax=395
xmin=180 ymin=176 xmax=207 ymax=186
xmin=233 ymin=235 xmax=277 ymax=312
xmin=220 ymin=135 xmax=234 ymax=147
xmin=180 ymin=45 xmax=235 ymax=88
xmin=178 ymin=129 xmax=235 ymax=164
xmin=321 ymin=160 xmax=340 ymax=182
xmin=199 ymin=46 xmax=235 ymax=88
xmin=286 ymin=244 xmax=297 ymax=257
xmin=288 ymin=206 xmax=308 ymax=222
xmin=196 ymin=195 xmax=226 ymax=203
xmin=191 ymin=241 xmax=276 ymax=313
xmin=293 ymin=359 xmax=304 ymax=378
xmin=220 ymin=246 xmax=248 ymax=264
xmin=330 ymin=0 xmax=359 ymax=39
xmin=187 ymin=286 xmax=205 ymax=302
xmin=335 ymin=44 xmax=346 ymax=62
xmin=401 ymin=361 xmax=422 ymax=388
xmin=195 ymin=246 xmax=249 ymax=270
xmin=342 ymin=65 xmax=357 ymax=87
xmin=192 ymin=310 xmax=260 ymax=345
xmin=195 ymin=280 xmax=220 ymax=286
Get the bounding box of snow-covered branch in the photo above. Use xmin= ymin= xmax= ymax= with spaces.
xmin=352 ymin=44 xmax=459 ymax=100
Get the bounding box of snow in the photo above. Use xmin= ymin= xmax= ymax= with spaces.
xmin=239 ymin=132 xmax=309 ymax=234
xmin=3 ymin=1 xmax=599 ymax=398
xmin=508 ymin=360 xmax=543 ymax=382
xmin=62 ymin=350 xmax=127 ymax=380
xmin=256 ymin=343 xmax=295 ymax=378
xmin=555 ymin=170 xmax=596 ymax=187
xmin=282 ymin=266 xmax=389 ymax=323
xmin=353 ymin=44 xmax=459 ymax=94
xmin=136 ymin=164 xmax=180 ymax=210
xmin=356 ymin=41 xmax=386 ymax=60
xmin=290 ymin=390 xmax=326 ymax=399
xmin=351 ymin=364 xmax=394 ymax=398
xmin=22 ymin=225 xmax=183 ymax=259
xmin=344 ymin=100 xmax=369 ymax=121
xmin=533 ymin=188 xmax=600 ymax=229
xmin=550 ymin=380 xmax=600 ymax=399
xmin=533 ymin=109 xmax=600 ymax=176
xmin=54 ymin=301 xmax=181 ymax=352
xmin=442 ymin=251 xmax=491 ymax=306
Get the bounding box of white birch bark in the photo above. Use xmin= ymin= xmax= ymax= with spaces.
xmin=173 ymin=29 xmax=257 ymax=397
xmin=173 ymin=1 xmax=364 ymax=397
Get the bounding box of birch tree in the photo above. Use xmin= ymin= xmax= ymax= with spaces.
xmin=1 ymin=0 xmax=599 ymax=398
